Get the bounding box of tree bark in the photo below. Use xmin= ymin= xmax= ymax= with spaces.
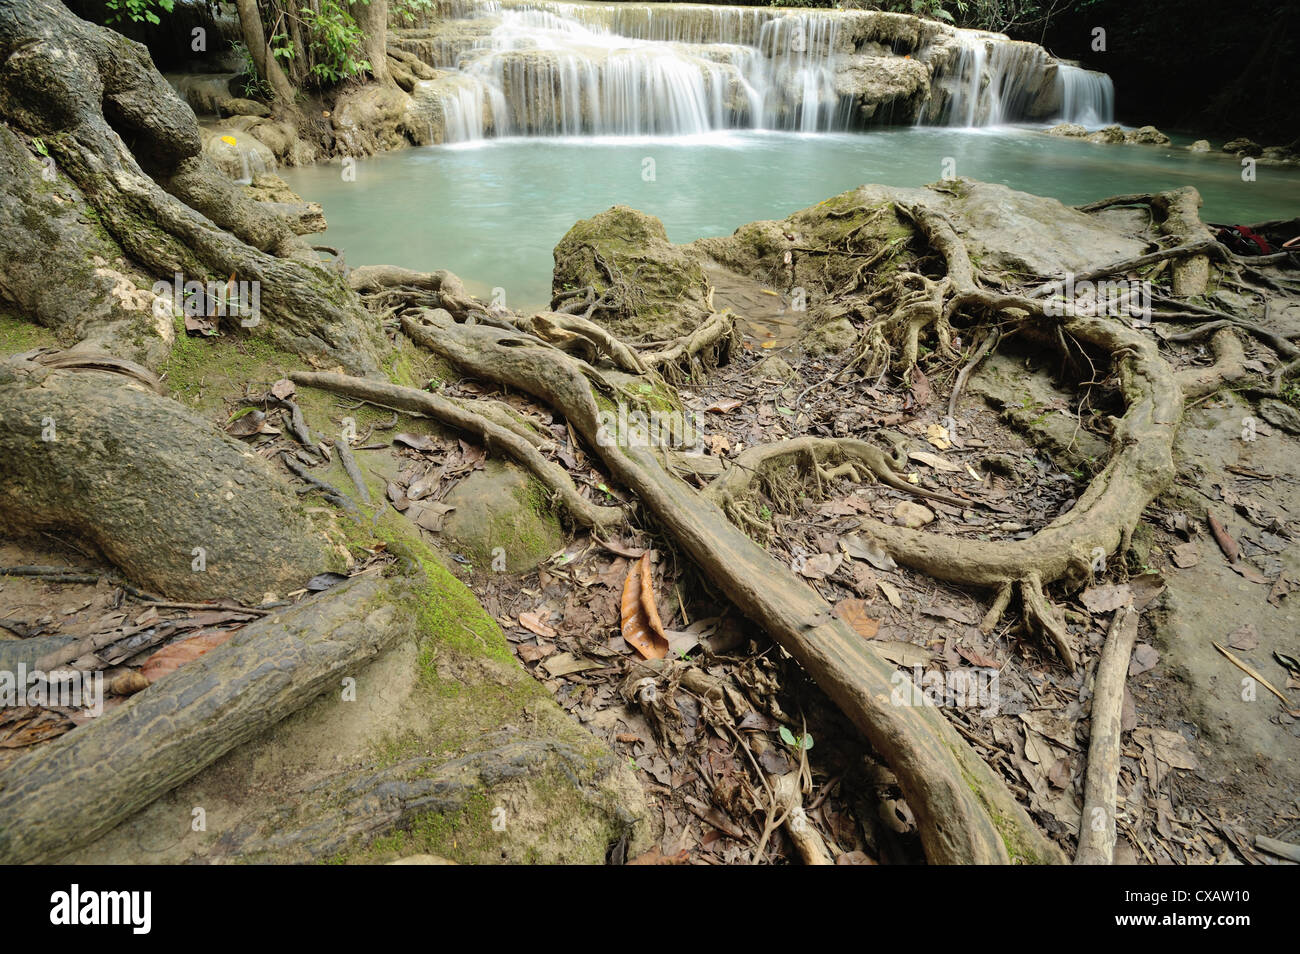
xmin=235 ymin=0 xmax=296 ymax=105
xmin=351 ymin=0 xmax=391 ymax=85
xmin=0 ymin=575 xmax=404 ymax=864
xmin=0 ymin=358 xmax=330 ymax=603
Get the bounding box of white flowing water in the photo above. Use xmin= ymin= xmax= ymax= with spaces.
xmin=1056 ymin=64 xmax=1116 ymax=127
xmin=420 ymin=0 xmax=1110 ymax=141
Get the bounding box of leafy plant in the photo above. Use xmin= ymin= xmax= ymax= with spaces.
xmin=232 ymin=41 xmax=272 ymax=100
xmin=104 ymin=0 xmax=175 ymax=25
xmin=392 ymin=0 xmax=434 ymax=25
xmin=299 ymin=0 xmax=371 ymax=87
xmin=779 ymin=725 xmax=814 ymax=752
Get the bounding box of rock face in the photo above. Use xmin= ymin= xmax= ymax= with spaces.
xmin=553 ymin=205 xmax=712 ymax=341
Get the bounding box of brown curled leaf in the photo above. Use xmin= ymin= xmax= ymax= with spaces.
xmin=621 ymin=552 xmax=669 ymax=660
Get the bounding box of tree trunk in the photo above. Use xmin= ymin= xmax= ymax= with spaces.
xmin=235 ymin=0 xmax=297 ymax=105
xmin=351 ymin=0 xmax=391 ymax=85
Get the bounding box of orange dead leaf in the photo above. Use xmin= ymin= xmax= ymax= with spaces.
xmin=627 ymin=847 xmax=691 ymax=865
xmin=621 ymin=552 xmax=670 ymax=660
xmin=141 ymin=630 xmax=235 ymax=683
xmin=518 ymin=611 xmax=558 ymax=640
xmin=832 ymin=599 xmax=881 ymax=639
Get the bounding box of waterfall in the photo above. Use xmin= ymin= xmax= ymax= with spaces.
xmin=1056 ymin=64 xmax=1115 ymax=126
xmin=411 ymin=0 xmax=1115 ymax=142
xmin=924 ymin=34 xmax=1055 ymax=127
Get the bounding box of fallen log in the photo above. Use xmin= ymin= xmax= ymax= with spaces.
xmin=0 ymin=575 xmax=406 ymax=863
xmin=1075 ymin=605 xmax=1139 ymax=865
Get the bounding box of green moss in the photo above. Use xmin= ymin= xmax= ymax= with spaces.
xmin=0 ymin=314 xmax=60 ymax=355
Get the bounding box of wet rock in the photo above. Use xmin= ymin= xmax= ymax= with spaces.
xmin=332 ymin=84 xmax=421 ymax=156
xmin=1222 ymin=137 xmax=1262 ymax=157
xmin=1085 ymin=124 xmax=1126 ymax=144
xmin=1045 ymin=122 xmax=1087 ymax=138
xmin=1126 ymin=125 xmax=1171 ymax=146
xmin=244 ymin=173 xmax=327 ymax=235
xmin=1189 ymin=139 xmax=1211 ymax=152
xmin=165 ymin=72 xmax=238 ymax=114
xmin=201 ymin=126 xmax=276 ymax=181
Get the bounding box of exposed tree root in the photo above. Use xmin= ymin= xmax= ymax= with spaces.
xmin=0 ymin=0 xmax=383 ymax=373
xmin=0 ymin=357 xmax=328 ymax=602
xmin=398 ymin=308 xmax=1063 ymax=865
xmin=704 ymin=434 xmax=970 ymax=534
xmin=639 ymin=304 xmax=741 ymax=384
xmin=1076 ymin=605 xmax=1139 ymax=865
xmin=289 ymin=371 xmax=630 ymax=533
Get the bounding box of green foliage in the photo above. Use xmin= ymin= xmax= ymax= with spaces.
xmin=299 ymin=0 xmax=371 ymax=87
xmin=104 ymin=0 xmax=175 ymax=25
xmin=232 ymin=41 xmax=272 ymax=100
xmin=779 ymin=726 xmax=814 ymax=751
xmin=392 ymin=0 xmax=434 ymax=24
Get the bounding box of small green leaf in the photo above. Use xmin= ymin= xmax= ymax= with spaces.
xmin=779 ymin=726 xmax=796 ymax=746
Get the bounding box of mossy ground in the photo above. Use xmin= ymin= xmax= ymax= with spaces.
xmin=0 ymin=313 xmax=60 ymax=355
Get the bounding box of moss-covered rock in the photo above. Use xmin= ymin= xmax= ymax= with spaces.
xmin=440 ymin=460 xmax=565 ymax=572
xmin=553 ymin=205 xmax=712 ymax=342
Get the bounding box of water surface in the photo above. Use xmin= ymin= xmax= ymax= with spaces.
xmin=280 ymin=127 xmax=1300 ymax=309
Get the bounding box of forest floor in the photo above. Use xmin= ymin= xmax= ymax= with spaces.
xmin=5 ymin=263 xmax=1296 ymax=864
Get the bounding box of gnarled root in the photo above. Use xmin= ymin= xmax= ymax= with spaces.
xmin=398 ymin=307 xmax=1063 ymax=865
xmin=289 ymin=371 xmax=629 ymax=533
xmin=705 ymin=434 xmax=968 ymax=534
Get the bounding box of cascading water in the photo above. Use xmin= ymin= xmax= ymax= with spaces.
xmin=430 ymin=2 xmax=843 ymax=138
xmin=1056 ymin=64 xmax=1115 ymax=127
xmin=413 ymin=0 xmax=1116 ymax=141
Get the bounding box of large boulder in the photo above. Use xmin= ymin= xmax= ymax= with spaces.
xmin=1126 ymin=125 xmax=1171 ymax=145
xmin=553 ymin=205 xmax=712 ymax=341
xmin=834 ymin=53 xmax=931 ymax=125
